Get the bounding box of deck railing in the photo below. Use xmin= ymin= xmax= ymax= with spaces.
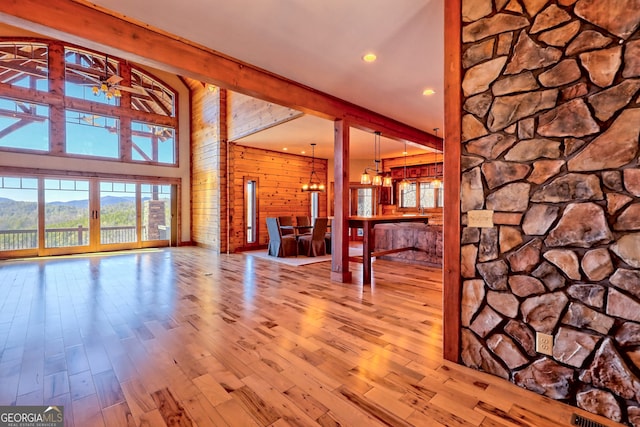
xmin=0 ymin=225 xmax=167 ymax=250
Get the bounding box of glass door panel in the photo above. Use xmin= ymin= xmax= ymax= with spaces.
xmin=0 ymin=176 xmax=38 ymax=254
xmin=44 ymin=178 xmax=90 ymax=249
xmin=100 ymin=181 xmax=137 ymax=246
xmin=141 ymin=184 xmax=171 ymax=244
xmin=0 ymin=175 xmax=175 ymax=258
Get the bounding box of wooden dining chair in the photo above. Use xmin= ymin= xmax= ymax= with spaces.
xmin=278 ymin=216 xmax=295 ymax=235
xmin=296 ymin=216 xmax=312 ymax=235
xmin=266 ymin=217 xmax=297 ymax=257
xmin=297 ymin=217 xmax=328 ymax=257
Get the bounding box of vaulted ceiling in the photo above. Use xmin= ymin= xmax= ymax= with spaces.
xmin=0 ymin=0 xmax=445 ymax=159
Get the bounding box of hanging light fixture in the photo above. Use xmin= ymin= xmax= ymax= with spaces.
xmin=361 ymin=131 xmax=389 ymax=186
xmin=431 ymin=128 xmax=442 ymax=188
xmin=399 ymin=140 xmax=410 ymax=191
xmin=301 ymin=143 xmax=326 ymax=192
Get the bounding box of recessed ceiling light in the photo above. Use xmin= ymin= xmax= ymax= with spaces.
xmin=362 ymin=53 xmax=377 ymax=63
xmin=282 ymin=147 xmax=288 ymax=151
xmin=423 ymin=88 xmax=436 ymax=96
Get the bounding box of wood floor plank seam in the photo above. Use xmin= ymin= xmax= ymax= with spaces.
xmin=0 ymin=247 xmax=624 ymax=427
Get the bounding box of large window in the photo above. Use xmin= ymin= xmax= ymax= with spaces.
xmin=141 ymin=184 xmax=173 ymax=242
xmin=66 ymin=110 xmax=119 ymax=158
xmin=245 ymin=179 xmax=257 ymax=244
xmin=399 ymin=182 xmax=417 ymax=208
xmin=0 ymin=42 xmax=48 ymax=91
xmin=0 ymin=176 xmax=38 ymax=250
xmin=65 ymin=47 xmax=120 ymax=105
xmin=311 ymin=192 xmax=319 ymax=221
xmin=44 ymin=178 xmax=90 ymax=248
xmin=357 ymin=188 xmax=374 ymax=216
xmin=131 ymin=121 xmax=175 ymax=164
xmin=131 ymin=69 xmax=175 ymax=117
xmin=399 ymin=179 xmax=443 ymax=210
xmin=0 ymin=175 xmax=176 ymax=256
xmin=0 ymin=97 xmax=49 ymax=151
xmin=0 ymin=39 xmax=178 ymax=165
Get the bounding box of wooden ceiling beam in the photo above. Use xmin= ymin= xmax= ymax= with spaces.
xmin=0 ymin=0 xmax=442 ymax=150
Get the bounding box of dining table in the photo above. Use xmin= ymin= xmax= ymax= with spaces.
xmin=347 ymin=215 xmax=430 ymax=284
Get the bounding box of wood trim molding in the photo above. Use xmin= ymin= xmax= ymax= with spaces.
xmin=443 ymin=0 xmax=462 ymax=362
xmin=0 ymin=0 xmax=441 ymax=149
xmin=0 ymin=165 xmax=182 ymax=184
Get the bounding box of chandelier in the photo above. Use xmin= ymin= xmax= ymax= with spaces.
xmin=360 ymin=131 xmax=391 ymax=187
xmin=301 ymin=143 xmax=326 ymax=192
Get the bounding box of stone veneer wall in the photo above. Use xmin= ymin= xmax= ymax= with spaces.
xmin=460 ymin=0 xmax=640 ymax=425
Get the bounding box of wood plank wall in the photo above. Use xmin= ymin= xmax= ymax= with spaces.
xmin=187 ymin=79 xmax=228 ymax=251
xmin=227 ymin=91 xmax=303 ymax=141
xmin=230 ymin=145 xmax=328 ymax=251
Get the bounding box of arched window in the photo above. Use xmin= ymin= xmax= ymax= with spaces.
xmin=0 ymin=39 xmax=179 ymax=165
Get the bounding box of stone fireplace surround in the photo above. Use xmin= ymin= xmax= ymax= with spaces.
xmin=459 ymin=0 xmax=640 ymax=425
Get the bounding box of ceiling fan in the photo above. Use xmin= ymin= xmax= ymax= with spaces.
xmin=79 ymin=55 xmax=146 ymax=98
xmin=88 ymin=71 xmax=146 ymax=98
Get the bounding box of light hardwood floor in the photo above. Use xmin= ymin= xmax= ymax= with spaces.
xmin=0 ymin=247 xmax=622 ymax=427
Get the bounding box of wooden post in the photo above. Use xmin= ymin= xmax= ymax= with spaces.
xmin=443 ymin=0 xmax=462 ymax=362
xmin=330 ymin=119 xmax=352 ymax=283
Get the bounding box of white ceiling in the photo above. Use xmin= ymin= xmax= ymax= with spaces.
xmin=86 ymin=0 xmax=445 ymax=160
xmin=5 ymin=0 xmax=445 ymax=160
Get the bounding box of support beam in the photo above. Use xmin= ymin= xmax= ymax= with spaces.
xmin=330 ymin=119 xmax=352 ymax=284
xmin=443 ymin=0 xmax=462 ymax=363
xmin=0 ymin=0 xmax=441 ymax=149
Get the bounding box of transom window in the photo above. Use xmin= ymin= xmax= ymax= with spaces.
xmin=0 ymin=42 xmax=49 ymax=91
xmin=65 ymin=47 xmax=121 ymax=105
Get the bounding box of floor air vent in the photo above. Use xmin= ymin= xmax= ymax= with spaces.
xmin=571 ymin=413 xmax=607 ymax=427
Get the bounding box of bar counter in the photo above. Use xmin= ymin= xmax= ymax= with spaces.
xmin=348 ymin=215 xmax=432 ymax=284
xmin=374 ymin=222 xmax=443 ymax=267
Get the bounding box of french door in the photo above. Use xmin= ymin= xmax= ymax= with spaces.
xmin=0 ymin=174 xmax=175 ymax=258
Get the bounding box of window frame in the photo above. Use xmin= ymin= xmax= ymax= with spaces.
xmin=0 ymin=39 xmax=179 ymax=167
xmin=397 ymin=177 xmax=444 ymax=213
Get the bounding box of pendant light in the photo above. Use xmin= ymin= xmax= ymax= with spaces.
xmin=361 ymin=131 xmax=388 ymax=186
xmin=301 ymin=143 xmax=326 ymax=192
xmin=399 ymin=140 xmax=410 ymax=191
xmin=431 ymin=128 xmax=441 ymax=188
